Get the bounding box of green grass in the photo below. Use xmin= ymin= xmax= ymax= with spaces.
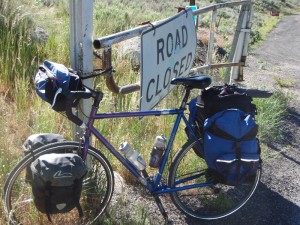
xmin=254 ymin=90 xmax=290 ymax=143
xmin=274 ymin=77 xmax=295 ymax=88
xmin=100 ymin=203 xmax=154 ymax=225
xmin=0 ymin=0 xmax=40 ymax=88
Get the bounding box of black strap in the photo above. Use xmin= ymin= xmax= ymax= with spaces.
xmin=207 ymin=123 xmax=258 ymax=141
xmin=76 ymin=203 xmax=84 ymax=218
xmin=235 ymin=141 xmax=241 ymax=160
xmin=256 ymin=138 xmax=261 ymax=155
xmin=235 ymin=141 xmax=241 ymax=179
xmin=45 ymin=181 xmax=52 ymax=222
xmin=74 ymin=179 xmax=84 ymax=218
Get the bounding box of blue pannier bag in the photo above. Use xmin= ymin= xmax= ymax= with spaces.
xmin=186 ymin=98 xmax=200 ymax=141
xmin=35 ymin=60 xmax=83 ymax=112
xmin=203 ymin=109 xmax=260 ymax=186
xmin=185 ymin=97 xmax=205 ymax=157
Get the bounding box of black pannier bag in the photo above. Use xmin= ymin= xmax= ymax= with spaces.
xmin=23 ymin=134 xmax=65 ymax=155
xmin=186 ymin=84 xmax=257 ymax=158
xmin=201 ymin=84 xmax=257 ymax=119
xmin=30 ymin=153 xmax=87 ymax=220
xmin=23 ymin=133 xmax=65 ymax=184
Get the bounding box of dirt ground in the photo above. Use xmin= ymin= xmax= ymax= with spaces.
xmin=108 ymin=14 xmax=300 ymax=225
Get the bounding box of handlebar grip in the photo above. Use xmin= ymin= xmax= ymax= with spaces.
xmin=119 ymin=83 xmax=140 ymax=94
xmin=105 ymin=74 xmax=140 ymax=94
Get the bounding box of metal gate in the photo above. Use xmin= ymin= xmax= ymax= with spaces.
xmin=91 ymin=0 xmax=252 ymax=95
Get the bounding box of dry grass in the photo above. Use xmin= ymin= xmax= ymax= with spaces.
xmin=274 ymin=77 xmax=295 ymax=88
xmin=197 ymin=28 xmax=229 ymax=48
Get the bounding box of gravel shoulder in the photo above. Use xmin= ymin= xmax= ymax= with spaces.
xmin=108 ymin=14 xmax=300 ymax=225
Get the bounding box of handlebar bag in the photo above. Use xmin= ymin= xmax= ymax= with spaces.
xmin=35 ymin=60 xmax=83 ymax=112
xmin=30 ymin=153 xmax=87 ymax=220
xmin=203 ymin=109 xmax=261 ymax=186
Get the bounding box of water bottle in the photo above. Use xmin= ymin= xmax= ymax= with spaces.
xmin=119 ymin=142 xmax=146 ymax=171
xmin=149 ymin=135 xmax=167 ymax=168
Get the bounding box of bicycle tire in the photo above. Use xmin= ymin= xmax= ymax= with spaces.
xmin=3 ymin=141 xmax=114 ymax=225
xmin=168 ymin=140 xmax=261 ymax=220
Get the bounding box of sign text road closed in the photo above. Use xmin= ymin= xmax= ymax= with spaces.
xmin=140 ymin=9 xmax=196 ymax=111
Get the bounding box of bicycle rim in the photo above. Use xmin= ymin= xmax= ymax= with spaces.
xmin=3 ymin=141 xmax=114 ymax=225
xmin=168 ymin=141 xmax=261 ymax=220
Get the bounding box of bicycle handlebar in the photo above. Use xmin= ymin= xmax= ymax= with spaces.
xmin=105 ymin=75 xmax=140 ymax=94
xmin=77 ymin=67 xmax=140 ymax=94
xmin=64 ymin=87 xmax=103 ymax=126
xmin=100 ymin=47 xmax=141 ymax=95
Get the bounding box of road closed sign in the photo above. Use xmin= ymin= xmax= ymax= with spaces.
xmin=140 ymin=8 xmax=196 ymax=111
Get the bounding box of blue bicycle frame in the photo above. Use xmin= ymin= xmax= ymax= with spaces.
xmin=80 ymin=89 xmax=212 ymax=196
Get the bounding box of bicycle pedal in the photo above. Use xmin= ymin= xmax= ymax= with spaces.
xmin=211 ymin=186 xmax=221 ymax=194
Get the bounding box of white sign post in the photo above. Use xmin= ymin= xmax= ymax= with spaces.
xmin=69 ymin=0 xmax=93 ymax=139
xmin=140 ymin=9 xmax=196 ymax=111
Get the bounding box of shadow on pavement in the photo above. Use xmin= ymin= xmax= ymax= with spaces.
xmin=183 ymin=182 xmax=300 ymax=225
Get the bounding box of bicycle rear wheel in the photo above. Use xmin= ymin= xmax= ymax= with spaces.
xmin=3 ymin=141 xmax=114 ymax=225
xmin=168 ymin=140 xmax=260 ymax=220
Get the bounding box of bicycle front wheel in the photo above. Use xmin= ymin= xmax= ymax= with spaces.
xmin=168 ymin=140 xmax=261 ymax=220
xmin=3 ymin=141 xmax=114 ymax=225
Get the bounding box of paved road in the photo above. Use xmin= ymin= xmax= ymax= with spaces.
xmin=242 ymin=14 xmax=300 ymax=225
xmin=244 ymin=14 xmax=300 ymax=93
xmin=185 ymin=13 xmax=300 ymax=225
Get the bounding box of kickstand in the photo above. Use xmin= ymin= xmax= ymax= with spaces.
xmin=153 ymin=195 xmax=172 ymax=224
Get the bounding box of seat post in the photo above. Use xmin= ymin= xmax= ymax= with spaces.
xmin=180 ymin=87 xmax=191 ymax=109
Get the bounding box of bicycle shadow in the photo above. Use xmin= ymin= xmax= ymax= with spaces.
xmin=281 ymin=107 xmax=300 ymax=145
xmin=266 ymin=107 xmax=300 ymax=166
xmin=183 ymin=182 xmax=300 ymax=225
xmin=267 ymin=142 xmax=300 ymax=166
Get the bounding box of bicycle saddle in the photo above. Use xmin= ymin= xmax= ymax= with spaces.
xmin=171 ymin=74 xmax=211 ymax=89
